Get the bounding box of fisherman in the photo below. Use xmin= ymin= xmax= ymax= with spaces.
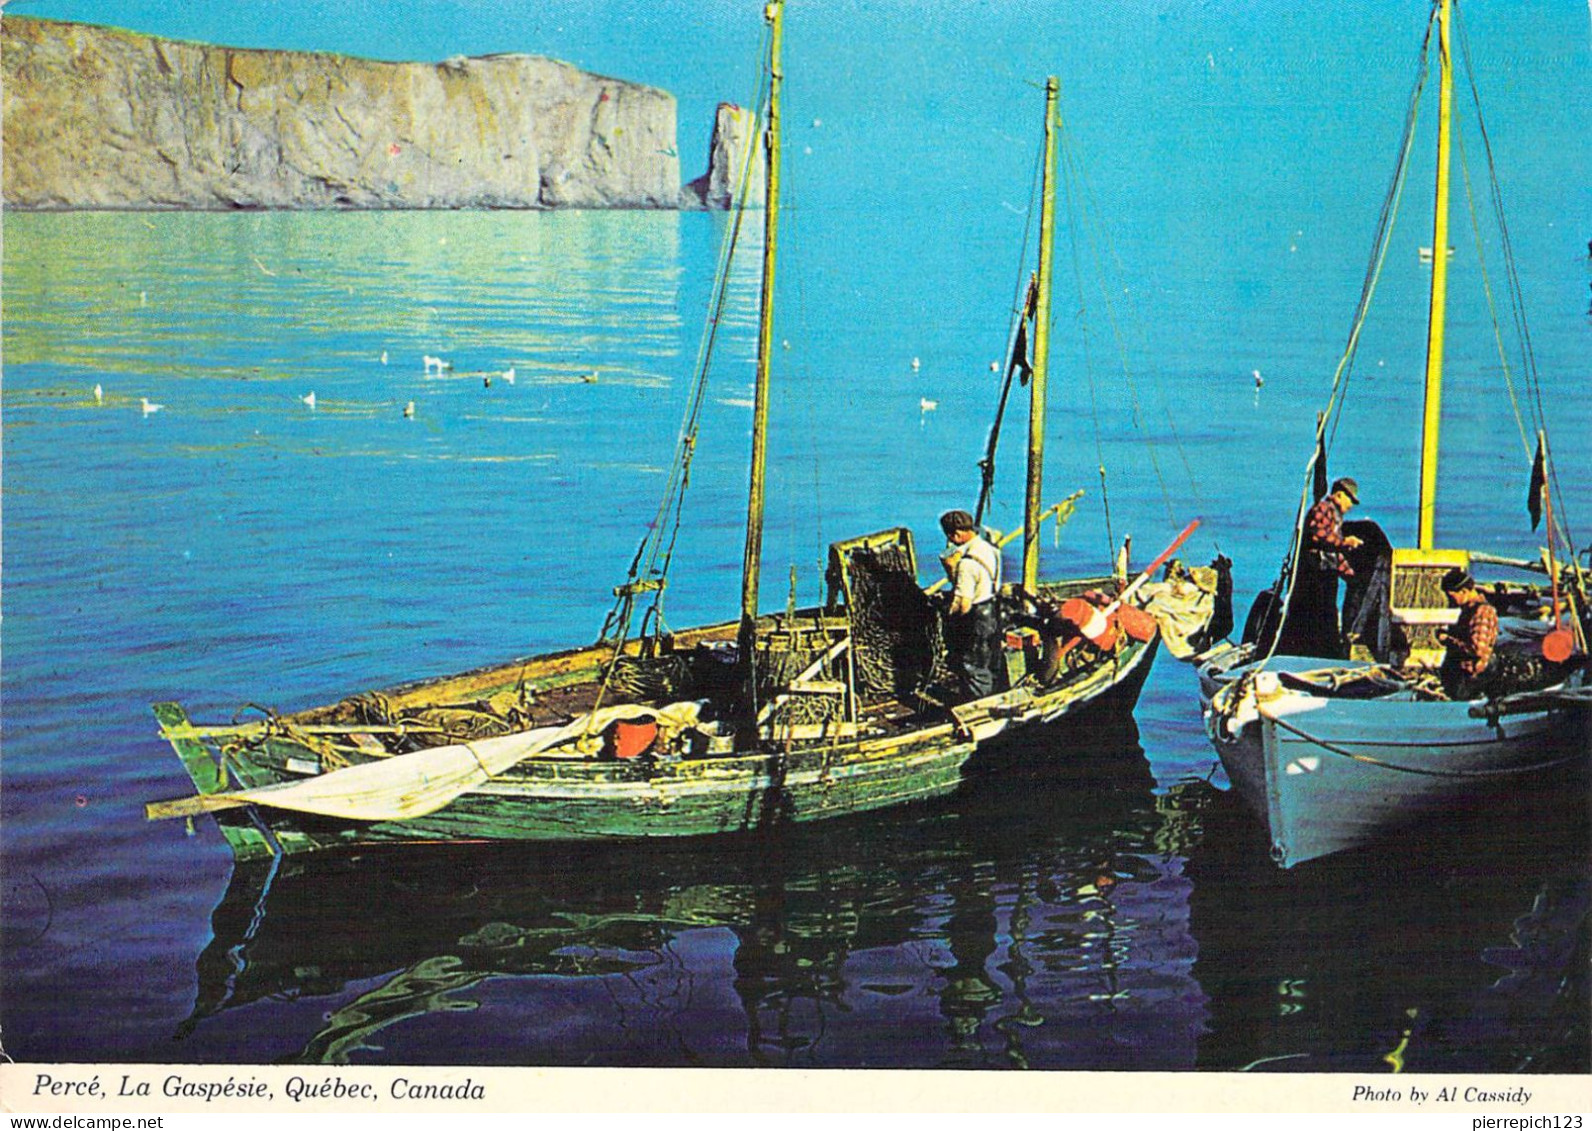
xmin=938 ymin=509 xmax=1003 ymax=700
xmin=1435 ymin=567 xmax=1499 ymax=700
xmin=1293 ymin=476 xmax=1365 ymax=657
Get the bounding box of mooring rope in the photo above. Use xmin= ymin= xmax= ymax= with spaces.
xmin=1259 ymin=704 xmax=1577 ymax=779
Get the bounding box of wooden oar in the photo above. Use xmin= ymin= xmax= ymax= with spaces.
xmin=1102 ymin=518 xmax=1201 ymax=615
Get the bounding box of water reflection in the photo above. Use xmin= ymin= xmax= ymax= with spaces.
xmin=172 ymin=724 xmax=1587 ymax=1071
xmin=1184 ymin=769 xmax=1589 ymax=1075
xmin=177 ymin=724 xmax=1221 ymax=1069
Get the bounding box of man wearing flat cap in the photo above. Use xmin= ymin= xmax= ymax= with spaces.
xmin=1294 ymin=477 xmax=1365 ymax=657
xmin=1436 ymin=567 xmax=1498 ymax=699
xmin=938 ymin=509 xmax=1002 ymax=699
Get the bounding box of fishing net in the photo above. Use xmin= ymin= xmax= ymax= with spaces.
xmin=840 ymin=542 xmax=948 ymax=703
xmin=751 ymin=624 xmax=853 ymax=729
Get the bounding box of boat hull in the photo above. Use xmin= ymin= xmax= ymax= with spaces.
xmin=170 ymin=634 xmax=1162 ymax=861
xmin=1200 ymin=651 xmax=1591 ymax=868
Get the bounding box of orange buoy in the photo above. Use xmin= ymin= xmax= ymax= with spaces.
xmin=1058 ymin=596 xmax=1121 ymax=651
xmin=1543 ymin=628 xmax=1576 ymax=664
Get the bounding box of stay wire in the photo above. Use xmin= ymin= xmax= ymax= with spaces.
xmin=1323 ymin=9 xmax=1434 ymax=454
xmin=1055 ymin=108 xmax=1215 ymax=552
xmin=591 ymin=22 xmax=771 ymax=721
xmin=1057 ymin=118 xmax=1177 ymax=537
xmin=976 ymin=123 xmax=1045 ymax=529
xmin=1454 ymin=3 xmax=1578 ymax=556
xmin=1262 ymin=10 xmax=1434 ymax=671
xmin=1058 ymin=126 xmax=1115 ymax=559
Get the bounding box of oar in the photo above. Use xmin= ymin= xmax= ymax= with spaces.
xmin=1102 ymin=518 xmax=1201 ymax=615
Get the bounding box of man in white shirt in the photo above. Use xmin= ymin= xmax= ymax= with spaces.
xmin=938 ymin=509 xmax=1003 ymax=699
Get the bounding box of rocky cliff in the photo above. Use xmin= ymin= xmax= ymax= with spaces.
xmin=2 ymin=17 xmax=717 ymax=210
xmin=684 ymin=103 xmax=763 ymax=209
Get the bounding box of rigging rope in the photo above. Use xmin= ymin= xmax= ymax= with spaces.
xmin=1258 ymin=10 xmax=1435 ymax=669
xmin=591 ymin=25 xmax=773 ymax=721
xmin=975 ymin=132 xmax=1045 ymax=528
xmin=1259 ymin=704 xmax=1580 ymax=779
xmin=1454 ymin=2 xmax=1579 ymax=559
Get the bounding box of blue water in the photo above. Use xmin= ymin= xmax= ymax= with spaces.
xmin=2 ymin=2 xmax=1589 ymax=1071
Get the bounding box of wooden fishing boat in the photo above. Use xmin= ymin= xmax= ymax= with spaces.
xmin=1198 ymin=0 xmax=1591 ymax=869
xmin=148 ymin=2 xmax=1213 ymax=862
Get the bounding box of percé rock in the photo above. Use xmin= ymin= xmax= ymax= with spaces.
xmin=2 ymin=16 xmax=723 ymax=210
xmin=684 ymin=103 xmax=763 ymax=209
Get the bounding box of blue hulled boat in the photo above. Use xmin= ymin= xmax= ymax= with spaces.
xmin=1198 ymin=0 xmax=1592 ymax=869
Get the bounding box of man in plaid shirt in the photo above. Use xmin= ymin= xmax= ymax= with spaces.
xmin=1304 ymin=477 xmax=1365 ymax=577
xmin=1437 ymin=567 xmax=1499 ymax=699
xmin=1287 ymin=476 xmax=1365 ymax=657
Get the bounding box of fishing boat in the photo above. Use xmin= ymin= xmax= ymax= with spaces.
xmin=147 ymin=1 xmax=1213 ymax=862
xmin=1198 ymin=0 xmax=1592 ymax=869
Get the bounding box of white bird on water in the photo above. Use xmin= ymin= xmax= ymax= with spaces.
xmin=1252 ymin=369 xmax=1264 ymax=389
xmin=93 ymin=384 xmax=104 ymax=405
xmin=141 ymin=397 xmax=164 ymax=416
xmin=302 ymin=392 xmax=316 ymax=409
xmin=920 ymin=397 xmax=938 ymax=413
xmin=910 ymin=357 xmax=921 ymax=371
xmin=582 ymin=369 xmax=599 ymax=384
xmin=381 ymin=351 xmax=389 ymax=365
xmin=403 ymin=401 xmax=416 ymax=418
xmin=501 ymin=367 xmax=516 ymax=385
xmin=423 ymin=355 xmax=451 ymax=375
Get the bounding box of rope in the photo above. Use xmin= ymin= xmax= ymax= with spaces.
xmin=1256 ymin=13 xmax=1434 ymax=671
xmin=975 ymin=129 xmax=1045 ymax=527
xmin=1259 ymin=704 xmax=1579 ymax=779
xmin=1453 ymin=3 xmax=1579 ymax=558
xmin=590 ymin=25 xmax=773 ymax=725
xmin=1055 ymin=115 xmax=1179 ymax=534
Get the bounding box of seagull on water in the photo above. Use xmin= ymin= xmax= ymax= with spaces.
xmin=423 ymin=355 xmax=451 ymax=375
xmin=381 ymin=351 xmax=389 ymax=365
xmin=582 ymin=370 xmax=599 ymax=384
xmin=1252 ymin=369 xmax=1264 ymax=389
xmin=920 ymin=397 xmax=938 ymax=413
xmin=910 ymin=357 xmax=921 ymax=371
xmin=501 ymin=367 xmax=516 ymax=385
xmin=93 ymin=384 xmax=104 ymax=405
xmin=302 ymin=392 xmax=316 ymax=409
xmin=403 ymin=401 xmax=416 ymax=418
xmin=141 ymin=398 xmax=164 ymax=416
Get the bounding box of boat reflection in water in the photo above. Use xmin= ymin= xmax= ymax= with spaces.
xmin=1185 ymin=766 xmax=1589 ymax=1074
xmin=174 ymin=714 xmax=1585 ymax=1071
xmin=177 ymin=717 xmax=1217 ymax=1069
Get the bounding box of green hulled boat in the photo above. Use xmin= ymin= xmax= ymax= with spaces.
xmin=148 ymin=2 xmax=1215 ymax=861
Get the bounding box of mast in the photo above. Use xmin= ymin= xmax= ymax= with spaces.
xmin=1417 ymin=0 xmax=1453 ymax=550
xmin=740 ymin=0 xmax=783 ymax=626
xmin=1023 ymin=77 xmax=1059 ymax=593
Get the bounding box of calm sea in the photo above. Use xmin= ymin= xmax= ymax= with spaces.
xmin=2 ymin=1 xmax=1588 ymax=1072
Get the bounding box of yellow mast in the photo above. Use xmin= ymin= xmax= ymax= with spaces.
xmin=1417 ymin=0 xmax=1453 ymax=550
xmin=1023 ymin=77 xmax=1059 ymax=593
xmin=740 ymin=0 xmax=783 ymax=625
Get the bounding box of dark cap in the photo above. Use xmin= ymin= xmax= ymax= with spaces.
xmin=1440 ymin=567 xmax=1474 ymax=594
xmin=1331 ymin=477 xmax=1360 ymax=504
xmin=940 ymin=509 xmax=976 ymax=535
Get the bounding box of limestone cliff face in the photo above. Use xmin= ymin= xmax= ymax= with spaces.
xmin=684 ymin=103 xmax=763 ymax=209
xmin=2 ymin=17 xmax=694 ymax=210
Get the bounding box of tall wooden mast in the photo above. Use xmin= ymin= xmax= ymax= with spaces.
xmin=1417 ymin=0 xmax=1454 ymax=550
xmin=1023 ymin=77 xmax=1059 ymax=593
xmin=740 ymin=0 xmax=783 ymax=626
